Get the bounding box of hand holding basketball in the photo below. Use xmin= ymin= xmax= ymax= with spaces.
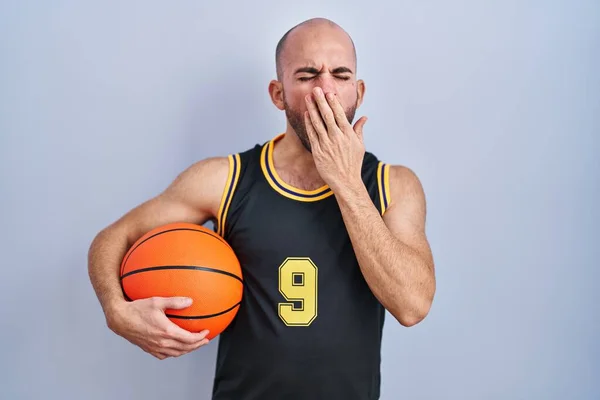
xmin=114 ymin=222 xmax=243 ymax=359
xmin=107 ymin=296 xmax=210 ymax=360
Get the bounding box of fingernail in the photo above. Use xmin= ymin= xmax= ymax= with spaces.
xmin=315 ymin=87 xmax=322 ymax=96
xmin=326 ymin=93 xmax=334 ymax=101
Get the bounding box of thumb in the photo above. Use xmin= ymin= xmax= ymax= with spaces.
xmin=353 ymin=116 xmax=368 ymax=141
xmin=154 ymin=296 xmax=193 ymax=310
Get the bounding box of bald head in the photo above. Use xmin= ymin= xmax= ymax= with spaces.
xmin=275 ymin=18 xmax=357 ymax=80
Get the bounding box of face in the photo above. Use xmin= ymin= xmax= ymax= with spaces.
xmin=283 ymin=86 xmax=358 ymax=153
xmin=270 ymin=25 xmax=365 ymax=152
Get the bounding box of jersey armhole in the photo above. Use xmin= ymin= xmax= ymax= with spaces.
xmin=376 ymin=161 xmax=392 ymax=216
xmin=215 ymin=153 xmax=242 ymax=237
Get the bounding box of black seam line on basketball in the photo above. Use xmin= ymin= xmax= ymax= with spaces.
xmin=120 ymin=265 xmax=243 ymax=284
xmin=166 ymin=301 xmax=241 ymax=319
xmin=120 ymin=227 xmax=230 ymax=276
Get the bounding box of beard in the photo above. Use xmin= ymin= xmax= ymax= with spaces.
xmin=284 ymin=94 xmax=358 ymax=153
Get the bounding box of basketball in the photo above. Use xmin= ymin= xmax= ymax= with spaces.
xmin=120 ymin=222 xmax=243 ymax=340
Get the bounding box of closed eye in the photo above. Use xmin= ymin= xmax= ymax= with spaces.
xmin=298 ymin=75 xmax=351 ymax=82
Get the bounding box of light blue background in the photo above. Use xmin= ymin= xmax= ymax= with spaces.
xmin=1 ymin=1 xmax=598 ymax=399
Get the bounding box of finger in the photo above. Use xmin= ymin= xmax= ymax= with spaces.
xmin=304 ymin=111 xmax=321 ymax=152
xmin=161 ymin=345 xmax=202 ymax=358
xmin=182 ymin=337 xmax=210 ymax=352
xmin=305 ymin=93 xmax=327 ymax=139
xmin=152 ymin=296 xmax=193 ymax=310
xmin=325 ymin=92 xmax=352 ymax=132
xmin=170 ymin=327 xmax=210 ymax=345
xmin=146 ymin=347 xmax=169 ymax=360
xmin=158 ymin=337 xmax=210 ymax=353
xmin=312 ymin=88 xmax=338 ymax=132
xmin=155 ymin=349 xmax=180 ymax=358
xmin=162 ymin=321 xmax=211 ymax=345
xmin=353 ymin=116 xmax=368 ymax=142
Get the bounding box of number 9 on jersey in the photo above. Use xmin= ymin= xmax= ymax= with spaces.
xmin=278 ymin=257 xmax=318 ymax=326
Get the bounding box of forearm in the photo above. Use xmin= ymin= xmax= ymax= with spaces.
xmin=87 ymin=227 xmax=129 ymax=320
xmin=335 ymin=183 xmax=435 ymax=326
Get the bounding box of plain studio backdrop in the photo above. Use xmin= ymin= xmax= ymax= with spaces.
xmin=1 ymin=1 xmax=598 ymax=399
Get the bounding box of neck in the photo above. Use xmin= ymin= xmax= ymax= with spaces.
xmin=277 ymin=128 xmax=316 ymax=169
xmin=270 ymin=128 xmax=326 ymax=190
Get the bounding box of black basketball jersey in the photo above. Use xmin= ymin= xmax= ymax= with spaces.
xmin=210 ymin=133 xmax=393 ymax=400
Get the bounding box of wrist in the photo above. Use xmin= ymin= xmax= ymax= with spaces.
xmin=333 ymin=177 xmax=367 ymax=201
xmin=104 ymin=298 xmax=128 ymax=330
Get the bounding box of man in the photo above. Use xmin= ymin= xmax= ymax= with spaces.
xmin=88 ymin=17 xmax=435 ymax=400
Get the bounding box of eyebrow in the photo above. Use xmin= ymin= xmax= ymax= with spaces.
xmin=294 ymin=66 xmax=354 ymax=75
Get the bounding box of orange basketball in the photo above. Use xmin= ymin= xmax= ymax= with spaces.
xmin=120 ymin=222 xmax=243 ymax=340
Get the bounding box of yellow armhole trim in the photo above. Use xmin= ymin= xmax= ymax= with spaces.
xmin=377 ymin=162 xmax=392 ymax=215
xmin=383 ymin=163 xmax=392 ymax=214
xmin=216 ymin=154 xmax=241 ymax=237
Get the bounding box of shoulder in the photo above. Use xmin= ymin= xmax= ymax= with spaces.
xmin=361 ymin=152 xmax=424 ymax=198
xmin=386 ymin=164 xmax=426 ymax=213
xmin=162 ymin=156 xmax=230 ymax=217
xmin=174 ymin=156 xmax=230 ymax=189
xmin=389 ymin=165 xmax=423 ymax=192
xmin=182 ymin=142 xmax=263 ymax=188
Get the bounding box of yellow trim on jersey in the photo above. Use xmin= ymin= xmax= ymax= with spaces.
xmin=377 ymin=162 xmax=392 ymax=215
xmin=260 ymin=134 xmax=334 ymax=202
xmin=383 ymin=163 xmax=392 ymax=211
xmin=216 ymin=154 xmax=241 ymax=237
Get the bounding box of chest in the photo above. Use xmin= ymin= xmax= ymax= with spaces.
xmin=226 ymin=193 xmax=363 ymax=302
xmin=274 ymin=167 xmax=326 ymax=192
xmin=229 ymin=193 xmax=346 ymax=256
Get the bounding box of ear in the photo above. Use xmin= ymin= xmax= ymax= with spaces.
xmin=356 ymin=79 xmax=366 ymax=108
xmin=268 ymin=80 xmax=285 ymax=111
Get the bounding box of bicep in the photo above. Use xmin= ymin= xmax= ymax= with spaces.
xmin=382 ymin=166 xmax=433 ymax=264
xmin=112 ymin=157 xmax=229 ymax=245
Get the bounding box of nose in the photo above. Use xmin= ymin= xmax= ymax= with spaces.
xmin=314 ymin=74 xmax=337 ymax=96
